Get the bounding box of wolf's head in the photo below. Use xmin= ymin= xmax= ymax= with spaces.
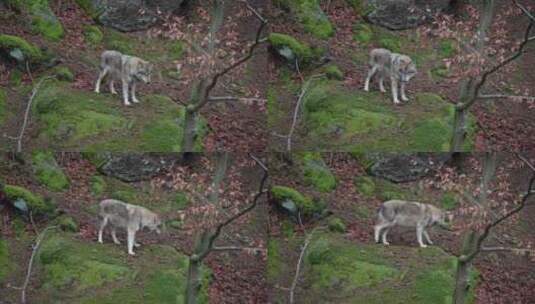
xmin=136 ymin=61 xmax=153 ymax=84
xmin=397 ymin=55 xmax=417 ymax=83
xmin=144 ymin=212 xmax=163 ymax=234
xmin=435 ymin=209 xmax=454 ymax=229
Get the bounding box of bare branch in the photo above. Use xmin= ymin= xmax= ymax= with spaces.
xmin=21 ymin=226 xmax=57 ymax=304
xmin=208 ymin=96 xmax=267 ymax=103
xmin=513 ymin=0 xmax=535 ymax=22
xmin=212 ymin=246 xmax=265 ymax=254
xmin=478 ymin=94 xmax=535 ymax=102
xmin=481 ymin=246 xmax=535 ymax=255
xmin=517 ymin=153 xmax=535 ymax=172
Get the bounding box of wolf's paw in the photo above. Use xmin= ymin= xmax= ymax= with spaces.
xmin=382 ymin=241 xmax=390 ymax=245
xmin=134 ymin=243 xmax=141 ymax=248
xmin=124 ymin=101 xmax=132 ymax=106
xmin=401 ymin=96 xmax=409 ymax=102
xmin=419 ymin=244 xmax=428 ymax=248
xmin=132 ymin=98 xmax=140 ymax=103
xmin=128 ymin=251 xmax=136 ymax=256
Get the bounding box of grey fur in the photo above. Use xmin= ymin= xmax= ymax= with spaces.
xmin=374 ymin=200 xmax=453 ymax=248
xmin=94 ymin=50 xmax=153 ymax=106
xmin=97 ymin=199 xmax=162 ymax=255
xmin=364 ymin=48 xmax=417 ymax=104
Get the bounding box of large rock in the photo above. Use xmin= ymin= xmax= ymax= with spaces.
xmin=98 ymin=154 xmax=179 ymax=182
xmin=367 ymin=153 xmax=452 ymax=183
xmin=365 ymin=0 xmax=453 ymax=30
xmin=87 ymin=0 xmax=186 ymax=32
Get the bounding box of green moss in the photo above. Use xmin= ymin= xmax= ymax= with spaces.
xmin=328 ymin=217 xmax=346 ymax=233
xmin=439 ymin=40 xmax=456 ymax=58
xmin=111 ymin=190 xmax=137 ymax=203
xmin=83 ymin=25 xmax=103 ymax=45
xmin=4 ymin=184 xmax=56 ymax=216
xmin=24 ymin=0 xmax=64 ymax=41
xmin=268 ymin=33 xmax=314 ymax=63
xmin=140 ymin=119 xmax=183 ymax=152
xmin=57 ymin=215 xmax=79 ymax=232
xmin=354 ymin=205 xmax=371 ymax=219
xmin=90 ymin=175 xmax=106 ymax=196
xmin=172 ymin=193 xmax=189 ymax=210
xmin=31 ymin=150 xmax=70 ymax=192
xmin=430 ymin=65 xmax=450 ymax=79
xmin=169 ymin=41 xmax=185 ymax=60
xmin=353 ymin=23 xmax=373 ymax=44
xmin=324 ymin=64 xmax=344 ymax=80
xmin=0 ymin=88 xmax=6 ymax=125
xmin=0 ymin=34 xmax=43 ymax=62
xmin=355 ymin=176 xmax=376 ymax=197
xmin=378 ymin=38 xmax=401 ymax=53
xmin=441 ymin=192 xmax=458 ymax=210
xmin=277 ymin=0 xmax=334 ymax=39
xmin=75 ymin=0 xmax=98 ymax=17
xmin=297 ymin=152 xmax=336 ymax=192
xmin=9 ymin=69 xmax=23 ymax=86
xmin=144 ymin=270 xmax=185 ymax=303
xmin=0 ymin=239 xmax=9 ymax=283
xmin=103 ymin=29 xmax=135 ymax=54
xmin=281 ymin=219 xmax=294 ymax=237
xmin=299 ymin=233 xmax=474 ymax=303
xmin=268 ymin=239 xmax=282 ymax=282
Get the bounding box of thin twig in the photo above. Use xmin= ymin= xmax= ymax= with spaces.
xmin=478 ymin=94 xmax=535 ymax=101
xmin=17 ymin=76 xmax=54 ymax=153
xmin=21 ymin=226 xmax=57 ymax=304
xmin=290 ymin=227 xmax=323 ymax=304
xmin=481 ymin=246 xmax=535 ymax=254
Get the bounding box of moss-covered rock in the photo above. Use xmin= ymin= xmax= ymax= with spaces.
xmin=24 ymin=0 xmax=64 ymax=41
xmin=31 ymin=150 xmax=70 ymax=192
xmin=355 ymin=176 xmax=376 ymax=197
xmin=268 ymin=33 xmax=314 ymax=65
xmin=0 ymin=239 xmax=9 ymax=283
xmin=328 ymin=217 xmax=346 ymax=233
xmin=271 ymin=185 xmax=326 ymax=217
xmin=324 ymin=64 xmax=344 ymax=80
xmin=297 ymin=152 xmax=336 ymax=192
xmin=276 ymin=0 xmax=334 ymax=39
xmin=298 ymin=233 xmax=477 ymax=303
xmin=353 ymin=23 xmax=373 ymax=44
xmin=53 ymin=66 xmax=74 ymax=82
xmin=83 ymin=25 xmax=103 ymax=45
xmin=90 ymin=175 xmax=106 ymax=196
xmin=0 ymin=34 xmax=43 ymax=63
xmin=35 ymin=232 xmax=209 ymax=303
xmin=9 ymin=69 xmax=23 ymax=86
xmin=57 ymin=215 xmax=79 ymax=232
xmin=4 ymin=184 xmax=56 ymax=216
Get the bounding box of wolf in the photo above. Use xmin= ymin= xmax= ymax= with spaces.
xmin=373 ymin=200 xmax=453 ymax=248
xmin=363 ymin=48 xmax=417 ymax=105
xmin=94 ymin=50 xmax=153 ymax=106
xmin=97 ymin=199 xmax=162 ymax=255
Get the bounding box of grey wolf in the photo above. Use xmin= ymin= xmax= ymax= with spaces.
xmin=364 ymin=48 xmax=417 ymax=105
xmin=94 ymin=50 xmax=153 ymax=106
xmin=97 ymin=199 xmax=162 ymax=255
xmin=373 ymin=200 xmax=453 ymax=248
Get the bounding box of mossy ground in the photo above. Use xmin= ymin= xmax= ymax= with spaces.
xmin=271 ymin=185 xmax=325 ymax=217
xmin=271 ymin=78 xmax=474 ymax=151
xmin=273 ymin=232 xmax=476 ymax=303
xmin=0 ymin=88 xmax=6 ymax=126
xmin=0 ymin=239 xmax=10 ymax=283
xmin=296 ymin=152 xmax=336 ymax=192
xmin=31 ymin=231 xmax=209 ymax=303
xmin=30 ymin=81 xmax=205 ymax=152
xmin=275 ymin=0 xmax=334 ymax=39
xmin=4 ymin=184 xmax=56 ymax=216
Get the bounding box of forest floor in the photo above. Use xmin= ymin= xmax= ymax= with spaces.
xmin=267 ymin=0 xmax=535 ymax=152
xmin=268 ymin=153 xmax=535 ymax=303
xmin=0 ymin=154 xmax=268 ymax=303
xmin=0 ymin=0 xmax=267 ymax=152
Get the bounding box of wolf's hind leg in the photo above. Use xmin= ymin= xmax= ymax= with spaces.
xmin=374 ymin=224 xmax=383 ymax=243
xmin=109 ymin=80 xmax=117 ymax=95
xmin=379 ymin=75 xmax=386 ymax=93
xmin=94 ymin=68 xmax=109 ymax=94
xmin=381 ymin=227 xmax=391 ymax=245
xmin=364 ymin=66 xmax=378 ymax=92
xmin=111 ymin=228 xmax=121 ymax=244
xmin=423 ymin=230 xmax=433 ymax=245
xmin=98 ymin=216 xmax=108 ymax=243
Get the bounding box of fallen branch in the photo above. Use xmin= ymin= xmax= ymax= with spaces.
xmin=481 ymin=246 xmax=535 ymax=255
xmin=208 ymin=96 xmax=267 ymax=103
xmin=289 ymin=227 xmax=324 ymax=304
xmin=16 ymin=76 xmax=55 ymax=153
xmin=21 ymin=226 xmax=57 ymax=304
xmin=212 ymin=246 xmax=265 ymax=254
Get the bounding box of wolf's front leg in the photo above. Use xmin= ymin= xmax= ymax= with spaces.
xmin=381 ymin=228 xmax=391 ymax=245
xmin=416 ymin=225 xmax=428 ymax=248
xmin=391 ymin=77 xmax=401 ymax=104
xmin=127 ymin=228 xmax=136 ymax=255
xmin=131 ymin=82 xmax=140 ymax=103
xmin=122 ymin=78 xmax=131 ymax=106
xmin=97 ymin=217 xmax=108 ymax=243
xmin=400 ymin=82 xmax=409 ymax=102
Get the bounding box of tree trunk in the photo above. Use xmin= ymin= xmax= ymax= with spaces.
xmin=479 ymin=152 xmax=497 ymax=206
xmin=454 ymin=231 xmax=478 ymax=304
xmin=181 ymin=79 xmax=209 ymax=153
xmin=451 ymin=106 xmax=468 ymax=152
xmin=185 ymin=255 xmax=202 ymax=304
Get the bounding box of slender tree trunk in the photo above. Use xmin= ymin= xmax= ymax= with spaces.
xmin=182 ymin=79 xmax=209 ymax=153
xmin=185 ymin=254 xmax=203 ymax=304
xmin=454 ymin=231 xmax=478 ymax=304
xmin=479 ymin=152 xmax=497 ymax=206
xmin=450 ymin=0 xmax=496 ymax=151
